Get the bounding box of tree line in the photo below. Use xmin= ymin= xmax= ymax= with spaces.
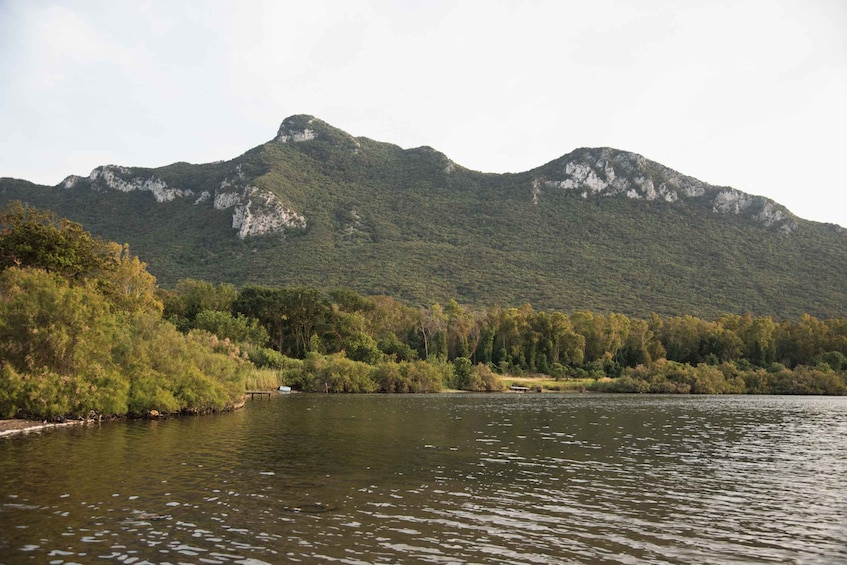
xmin=163 ymin=278 xmax=847 ymax=396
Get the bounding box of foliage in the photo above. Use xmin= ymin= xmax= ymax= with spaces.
xmin=0 ymin=201 xmax=115 ymax=281
xmin=452 ymin=357 xmax=473 ymax=390
xmin=165 ymin=277 xmax=847 ymax=395
xmin=98 ymin=243 xmax=163 ymax=314
xmin=193 ymin=310 xmax=270 ymax=346
xmin=0 ymin=201 xmax=162 ymax=315
xmin=591 ymin=359 xmax=846 ymax=395
xmin=468 ymin=362 xmax=507 ymax=392
xmin=0 ymin=268 xmax=128 ymax=418
xmin=288 ymin=352 xmax=376 ymax=393
xmin=370 ymin=360 xmax=443 ymax=392
xmin=163 ymin=279 xmax=238 ymax=323
xmin=244 ymin=345 xmax=289 ymax=369
xmin=0 ymin=205 xmax=251 ymax=419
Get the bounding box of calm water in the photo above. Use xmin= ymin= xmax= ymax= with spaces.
xmin=1 ymin=394 xmax=846 ymax=564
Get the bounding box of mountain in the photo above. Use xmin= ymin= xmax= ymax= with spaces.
xmin=2 ymin=115 xmax=845 ymax=319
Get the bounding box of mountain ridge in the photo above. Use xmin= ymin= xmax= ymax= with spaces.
xmin=1 ymin=115 xmax=845 ymax=319
xmin=43 ymin=115 xmax=805 ymax=238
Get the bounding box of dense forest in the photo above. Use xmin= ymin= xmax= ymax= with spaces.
xmin=1 ymin=203 xmax=845 ymax=421
xmin=163 ymin=278 xmax=847 ymax=396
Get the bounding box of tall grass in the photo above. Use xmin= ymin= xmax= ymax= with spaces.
xmin=244 ymin=368 xmax=288 ymax=391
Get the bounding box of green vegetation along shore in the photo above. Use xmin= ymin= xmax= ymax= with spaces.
xmin=1 ymin=203 xmax=845 ymax=422
xmin=0 ymin=203 xmax=248 ymax=420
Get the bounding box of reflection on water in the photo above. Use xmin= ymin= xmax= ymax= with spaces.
xmin=1 ymin=394 xmax=846 ymax=564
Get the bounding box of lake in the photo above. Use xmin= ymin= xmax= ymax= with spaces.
xmin=1 ymin=393 xmax=846 ymax=564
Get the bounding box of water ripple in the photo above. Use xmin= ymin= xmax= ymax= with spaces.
xmin=1 ymin=395 xmax=846 ymax=563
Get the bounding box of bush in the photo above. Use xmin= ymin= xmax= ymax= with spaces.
xmin=0 ymin=268 xmax=130 ymax=418
xmin=289 ymin=352 xmax=376 ymax=393
xmin=246 ymin=346 xmax=287 ymax=368
xmin=471 ymin=363 xmax=507 ymax=392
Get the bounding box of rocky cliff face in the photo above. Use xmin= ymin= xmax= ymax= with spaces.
xmin=60 ymin=163 xmax=306 ymax=239
xmin=209 ymin=164 xmax=306 ymax=238
xmin=275 ymin=116 xmax=318 ymax=143
xmin=533 ymin=148 xmax=796 ymax=232
xmin=63 ymin=166 xmax=192 ymax=203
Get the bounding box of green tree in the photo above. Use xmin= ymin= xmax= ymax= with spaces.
xmin=820 ymin=351 xmax=847 ymax=372
xmin=453 ymin=356 xmax=473 ymax=390
xmin=775 ymin=314 xmax=828 ymax=368
xmin=659 ymin=315 xmax=710 ymax=365
xmin=549 ymin=312 xmax=585 ymax=366
xmin=193 ymin=310 xmax=270 ymax=346
xmin=618 ymin=318 xmax=655 ymax=367
xmin=738 ymin=314 xmax=776 ymax=367
xmin=571 ymin=311 xmax=604 ymax=362
xmin=165 ymin=279 xmax=237 ymax=325
xmin=234 ymin=285 xmax=290 ymax=351
xmin=98 ymin=243 xmax=163 ymax=314
xmin=702 ymin=317 xmax=744 ymax=364
xmin=419 ymin=303 xmax=448 ymax=359
xmin=275 ymin=287 xmax=331 ymax=357
xmin=345 ymin=333 xmax=382 ymax=364
xmin=0 ymin=201 xmax=115 ymax=281
xmin=444 ymin=299 xmax=478 ymax=360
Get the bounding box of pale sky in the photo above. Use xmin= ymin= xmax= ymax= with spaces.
xmin=1 ymin=0 xmax=845 ymax=226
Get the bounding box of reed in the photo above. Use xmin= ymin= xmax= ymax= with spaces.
xmin=244 ymin=368 xmax=287 ymax=391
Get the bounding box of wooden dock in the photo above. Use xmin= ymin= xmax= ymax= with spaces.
xmin=246 ymin=391 xmax=273 ymax=399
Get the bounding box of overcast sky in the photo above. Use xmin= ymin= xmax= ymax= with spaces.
xmin=1 ymin=0 xmax=845 ymax=226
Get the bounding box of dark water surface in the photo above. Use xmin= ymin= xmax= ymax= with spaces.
xmin=1 ymin=394 xmax=846 ymax=564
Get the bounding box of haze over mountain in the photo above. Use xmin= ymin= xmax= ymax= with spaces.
xmin=2 ymin=115 xmax=845 ymax=319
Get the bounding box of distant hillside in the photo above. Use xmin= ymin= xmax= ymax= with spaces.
xmin=2 ymin=114 xmax=846 ymax=319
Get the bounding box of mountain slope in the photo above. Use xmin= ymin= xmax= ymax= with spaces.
xmin=2 ymin=115 xmax=845 ymax=319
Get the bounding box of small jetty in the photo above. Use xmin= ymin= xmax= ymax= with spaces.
xmin=510 ymin=385 xmax=530 ymax=393
xmin=246 ymin=391 xmax=273 ymax=399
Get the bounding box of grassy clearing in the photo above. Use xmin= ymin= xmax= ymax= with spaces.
xmin=499 ymin=375 xmax=605 ymax=392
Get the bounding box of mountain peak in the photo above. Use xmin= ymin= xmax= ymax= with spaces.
xmin=275 ymin=114 xmax=320 ymax=143
xmin=273 ymin=114 xmax=363 ymax=153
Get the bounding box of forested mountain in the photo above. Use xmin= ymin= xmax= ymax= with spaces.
xmin=2 ymin=115 xmax=845 ymax=319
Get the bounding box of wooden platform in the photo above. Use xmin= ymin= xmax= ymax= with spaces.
xmin=246 ymin=391 xmax=273 ymax=399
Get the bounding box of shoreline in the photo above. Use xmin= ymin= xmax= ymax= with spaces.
xmin=0 ymin=398 xmax=251 ymax=439
xmin=0 ymin=418 xmax=91 ymax=438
